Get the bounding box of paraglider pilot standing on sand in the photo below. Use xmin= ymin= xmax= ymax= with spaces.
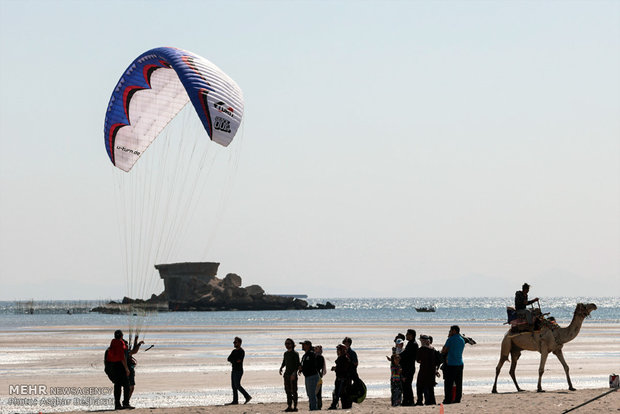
xmin=105 ymin=330 xmax=133 ymax=410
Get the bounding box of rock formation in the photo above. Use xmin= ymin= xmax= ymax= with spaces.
xmin=155 ymin=262 xmax=309 ymax=310
xmin=93 ymin=262 xmax=334 ymax=312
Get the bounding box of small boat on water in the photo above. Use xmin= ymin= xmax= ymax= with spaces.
xmin=415 ymin=306 xmax=436 ymax=312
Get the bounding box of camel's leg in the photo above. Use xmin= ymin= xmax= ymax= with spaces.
xmin=537 ymin=348 xmax=549 ymax=392
xmin=492 ymin=353 xmax=510 ymax=393
xmin=554 ymin=349 xmax=575 ymax=391
xmin=508 ymin=350 xmax=524 ymax=392
xmin=493 ymin=335 xmax=514 ymax=393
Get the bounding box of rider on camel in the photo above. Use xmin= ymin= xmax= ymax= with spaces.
xmin=515 ymin=283 xmax=539 ymax=326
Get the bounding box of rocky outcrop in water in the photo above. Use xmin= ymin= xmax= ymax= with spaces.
xmin=92 ymin=262 xmax=334 ymax=312
xmin=166 ymin=271 xmax=311 ymax=311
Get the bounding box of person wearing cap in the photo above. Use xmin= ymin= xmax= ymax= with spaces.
xmin=394 ymin=338 xmax=404 ymax=354
xmin=399 ymin=329 xmax=418 ymax=406
xmin=415 ymin=334 xmax=441 ymax=405
xmin=106 ymin=329 xmax=132 ymax=410
xmin=515 ymin=283 xmax=539 ymax=325
xmin=227 ymin=337 xmax=252 ymax=405
xmin=441 ymin=325 xmax=465 ymax=404
xmin=279 ymin=338 xmax=300 ymax=412
xmin=329 ymin=344 xmax=353 ymax=410
xmin=298 ymin=340 xmax=320 ymax=410
xmin=386 ymin=337 xmax=405 ymax=360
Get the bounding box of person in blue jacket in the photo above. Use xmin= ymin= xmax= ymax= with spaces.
xmin=441 ymin=325 xmax=465 ymax=404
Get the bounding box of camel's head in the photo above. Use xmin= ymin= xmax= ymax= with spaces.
xmin=575 ymin=303 xmax=597 ymax=318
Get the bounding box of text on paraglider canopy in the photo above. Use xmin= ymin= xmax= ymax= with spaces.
xmin=213 ymin=101 xmax=234 ymax=118
xmin=116 ymin=146 xmax=141 ymax=156
xmin=214 ymin=116 xmax=231 ymax=133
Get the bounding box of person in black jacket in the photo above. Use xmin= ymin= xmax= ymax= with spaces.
xmin=415 ymin=334 xmax=442 ymax=405
xmin=298 ymin=340 xmax=320 ymax=411
xmin=227 ymin=337 xmax=252 ymax=405
xmin=399 ymin=329 xmax=418 ymax=406
xmin=342 ymin=337 xmax=359 ymax=381
xmin=329 ymin=344 xmax=352 ymax=410
xmin=279 ymin=338 xmax=300 ymax=412
xmin=314 ymin=345 xmax=326 ymax=410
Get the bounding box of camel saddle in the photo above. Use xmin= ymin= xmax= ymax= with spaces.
xmin=505 ymin=307 xmax=558 ymax=334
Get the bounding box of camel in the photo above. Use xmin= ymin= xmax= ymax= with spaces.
xmin=492 ymin=302 xmax=597 ymax=393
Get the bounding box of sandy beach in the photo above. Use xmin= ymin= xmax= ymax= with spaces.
xmin=1 ymin=319 xmax=619 ymax=413
xmin=57 ymin=388 xmax=619 ymax=414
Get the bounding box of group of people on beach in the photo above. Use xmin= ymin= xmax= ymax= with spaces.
xmin=104 ymin=325 xmax=467 ymax=411
xmin=104 ymin=326 xmax=468 ymax=411
xmin=222 ymin=328 xmax=466 ymax=412
xmin=275 ymin=336 xmax=361 ymax=411
xmin=387 ymin=326 xmax=466 ymax=407
xmin=223 ymin=335 xmax=360 ymax=411
xmin=391 ymin=326 xmax=467 ymax=408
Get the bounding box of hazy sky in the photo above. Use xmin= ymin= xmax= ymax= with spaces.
xmin=1 ymin=0 xmax=618 ymax=300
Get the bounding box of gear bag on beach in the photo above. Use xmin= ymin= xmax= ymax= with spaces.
xmin=349 ymin=377 xmax=367 ymax=404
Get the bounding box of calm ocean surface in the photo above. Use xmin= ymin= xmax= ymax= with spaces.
xmin=1 ymin=297 xmax=618 ymax=329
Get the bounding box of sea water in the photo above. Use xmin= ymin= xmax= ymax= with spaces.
xmin=1 ymin=296 xmax=618 ymax=328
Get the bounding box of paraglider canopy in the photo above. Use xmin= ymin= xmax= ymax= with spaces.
xmin=104 ymin=47 xmax=244 ymax=172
